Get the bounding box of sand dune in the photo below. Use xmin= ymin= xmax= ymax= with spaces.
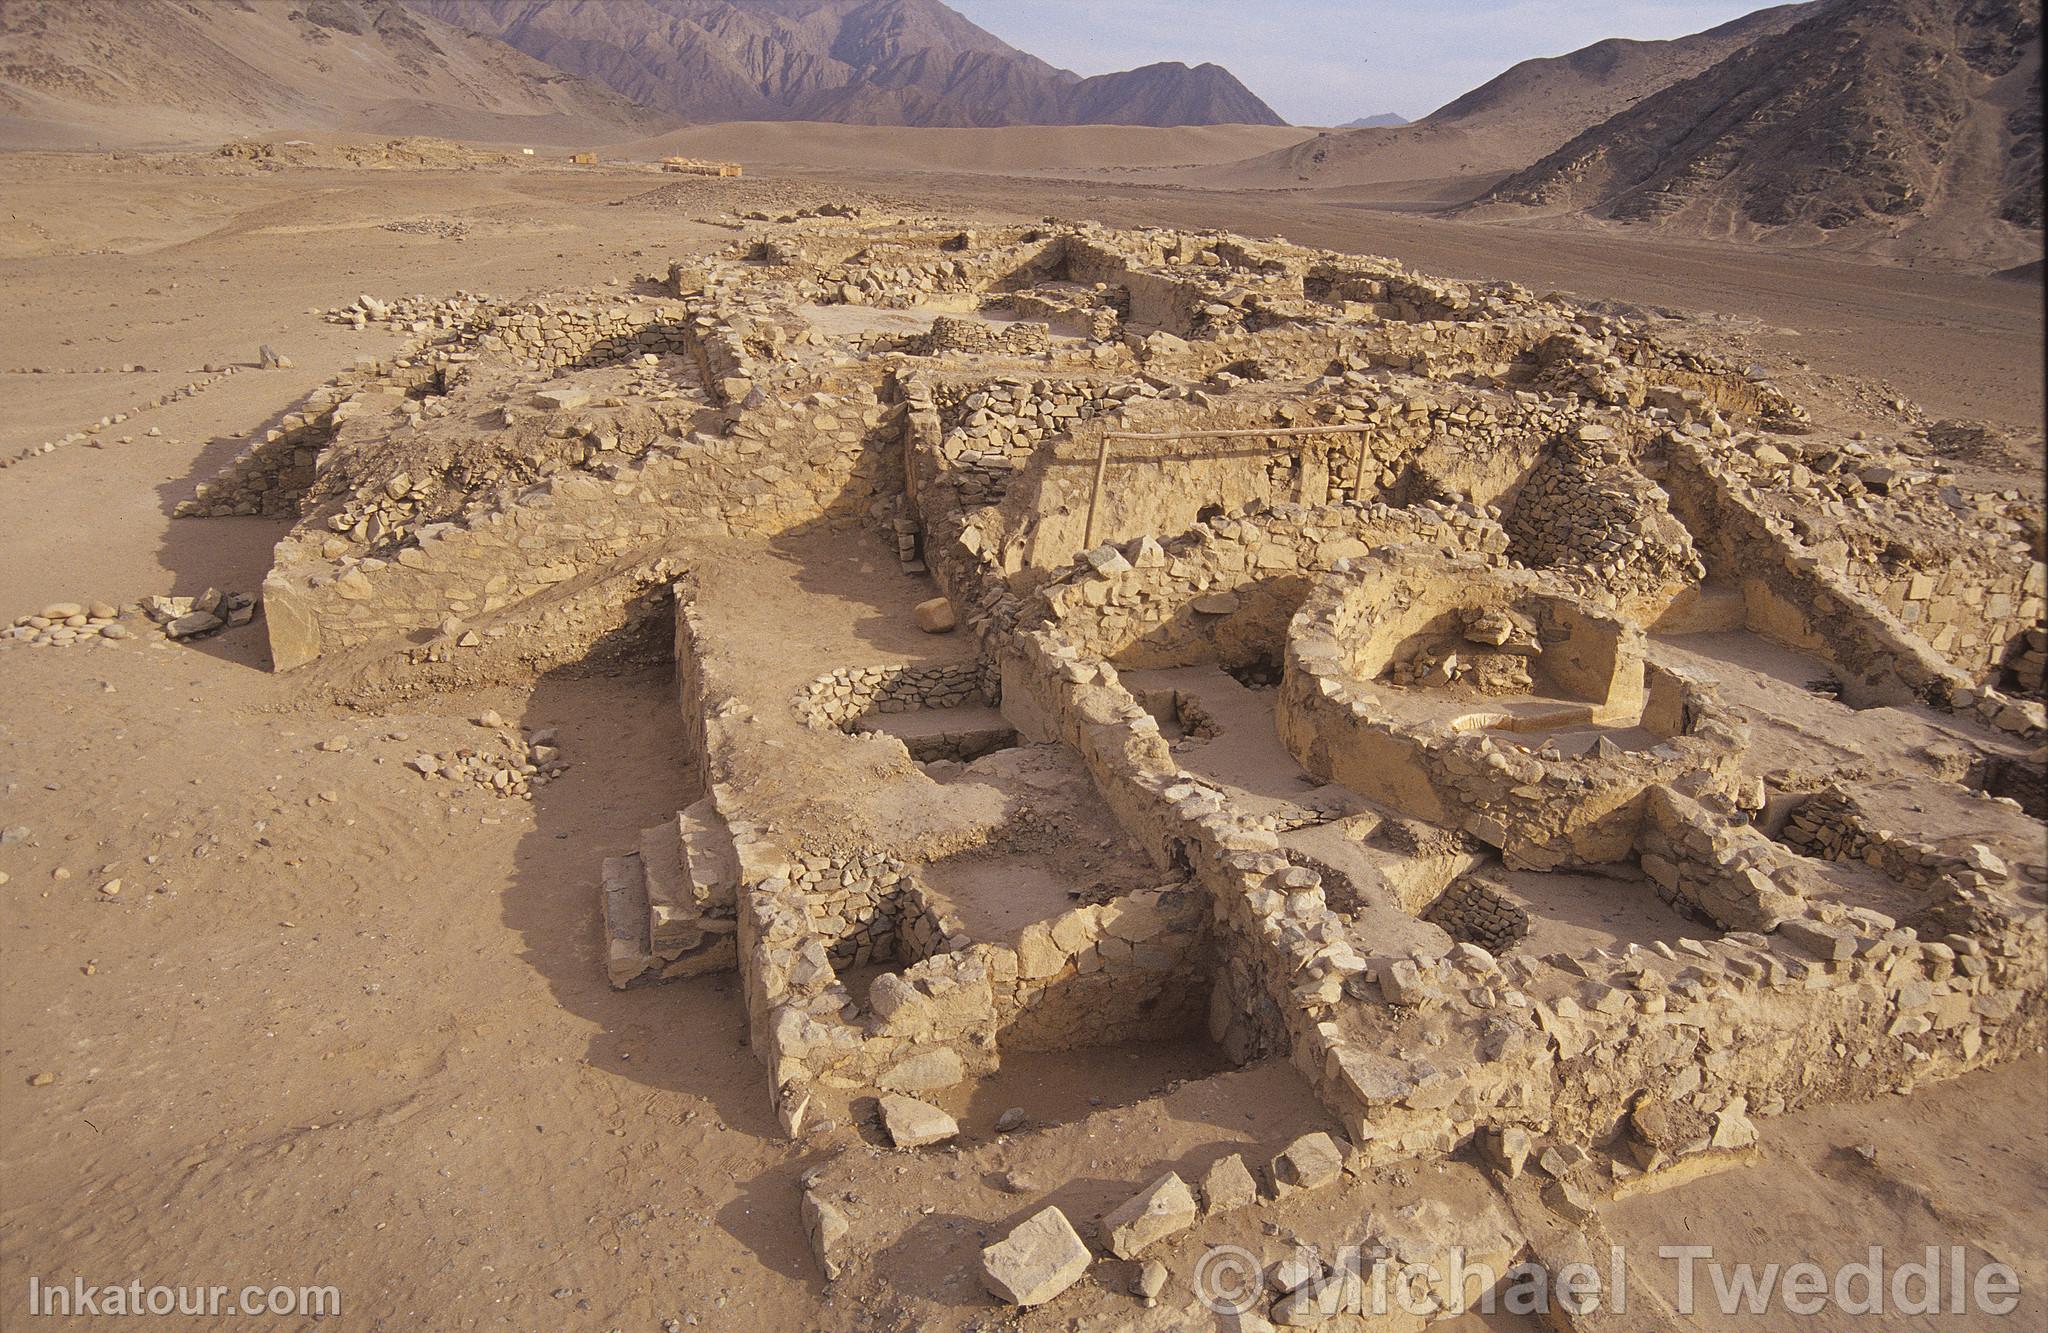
xmin=1184 ymin=122 xmax=1512 ymax=197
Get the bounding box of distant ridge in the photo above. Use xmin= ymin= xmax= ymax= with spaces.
xmin=406 ymin=0 xmax=1287 ymax=127
xmin=1202 ymin=3 xmax=1813 ymax=191
xmin=1422 ymin=3 xmax=1812 ymax=135
xmin=1339 ymin=113 xmax=1407 ymax=129
xmin=1467 ymin=0 xmax=2042 ymax=263
xmin=0 ymin=0 xmax=660 ymax=148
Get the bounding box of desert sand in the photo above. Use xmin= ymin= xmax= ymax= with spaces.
xmin=0 ymin=126 xmax=2042 ymax=1333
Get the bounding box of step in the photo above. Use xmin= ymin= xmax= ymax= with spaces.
xmin=679 ymin=795 xmax=739 ymax=908
xmin=601 ymin=853 xmax=661 ymax=990
xmin=639 ymin=818 xmax=698 ymax=953
xmin=601 ymin=851 xmax=739 ymax=989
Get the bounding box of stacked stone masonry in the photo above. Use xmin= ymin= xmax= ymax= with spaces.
xmin=176 ymin=217 xmax=2046 ymax=1309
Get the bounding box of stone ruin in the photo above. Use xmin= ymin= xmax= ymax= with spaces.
xmin=178 ymin=215 xmax=2046 ymax=1318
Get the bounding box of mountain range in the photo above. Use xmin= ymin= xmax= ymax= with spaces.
xmin=0 ymin=0 xmax=660 ymax=148
xmin=1222 ymin=3 xmax=1815 ymax=191
xmin=404 ymin=0 xmax=1285 ymax=128
xmin=1468 ymin=0 xmax=2043 ymax=256
xmin=0 ymin=0 xmax=2036 ymax=267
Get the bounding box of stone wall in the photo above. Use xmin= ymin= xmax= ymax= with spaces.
xmin=926 ymin=375 xmax=1140 ymax=508
xmin=793 ymin=662 xmax=993 ymax=730
xmin=1503 ymin=428 xmax=1704 ymax=608
xmin=1860 ymin=560 xmax=2047 ymax=689
xmin=1006 ymin=569 xmax=2046 ymax=1178
xmin=1780 ymin=787 xmax=1997 ymax=894
xmin=995 ymin=387 xmax=1568 ymax=577
xmin=179 ymin=416 xmax=332 ymax=518
xmin=469 ymin=298 xmax=697 ymax=371
xmin=1689 ymin=430 xmax=2043 ymax=688
xmin=795 ymin=852 xmax=946 ymax=970
xmin=1321 ymin=896 xmax=2046 ymax=1165
xmin=1021 ymin=500 xmax=1510 ymax=670
xmin=675 ymin=586 xmax=1223 ymax=1131
xmin=1635 ymin=785 xmax=1808 ymax=932
xmin=1662 ymin=430 xmax=2047 ymax=738
xmin=1421 ymin=877 xmax=1530 ymax=954
xmin=176 ymin=364 xmax=439 ymax=518
xmin=991 ymin=886 xmax=1212 ymax=1052
xmin=1277 ymin=554 xmax=1748 ymax=868
xmin=263 ymin=377 xmax=897 ymax=671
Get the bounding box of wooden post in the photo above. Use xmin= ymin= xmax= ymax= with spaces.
xmin=1082 ymin=432 xmax=1113 ymax=549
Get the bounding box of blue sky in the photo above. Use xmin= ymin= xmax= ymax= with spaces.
xmin=946 ymin=1 xmax=1797 ymax=125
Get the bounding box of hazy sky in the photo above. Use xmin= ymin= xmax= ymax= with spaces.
xmin=946 ymin=1 xmax=1794 ymax=125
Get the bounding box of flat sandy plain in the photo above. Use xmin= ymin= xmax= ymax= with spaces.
xmin=0 ymin=140 xmax=2042 ymax=1330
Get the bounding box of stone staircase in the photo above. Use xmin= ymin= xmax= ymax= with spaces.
xmin=602 ymin=795 xmax=741 ymax=988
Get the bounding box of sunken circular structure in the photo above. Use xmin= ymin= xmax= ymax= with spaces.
xmin=1277 ymin=548 xmax=1747 ymax=867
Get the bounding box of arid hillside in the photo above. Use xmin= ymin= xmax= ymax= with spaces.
xmin=1468 ymin=0 xmax=2043 ymax=266
xmin=1207 ymin=3 xmax=1814 ymax=192
xmin=0 ymin=0 xmax=661 ymax=148
xmin=407 ymin=0 xmax=1286 ymax=127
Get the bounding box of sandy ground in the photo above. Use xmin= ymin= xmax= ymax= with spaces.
xmin=617 ymin=121 xmax=1318 ymax=176
xmin=0 ymin=148 xmax=2043 ymax=1330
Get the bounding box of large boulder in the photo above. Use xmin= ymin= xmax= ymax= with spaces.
xmin=981 ymin=1206 xmax=1091 ymax=1307
xmin=1271 ymin=1132 xmax=1345 ymax=1194
xmin=801 ymin=1190 xmax=850 ymax=1279
xmin=1101 ymin=1171 xmax=1198 ymax=1260
xmin=879 ymin=1093 xmax=958 ymax=1148
xmin=1199 ymin=1153 xmax=1259 ymax=1214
